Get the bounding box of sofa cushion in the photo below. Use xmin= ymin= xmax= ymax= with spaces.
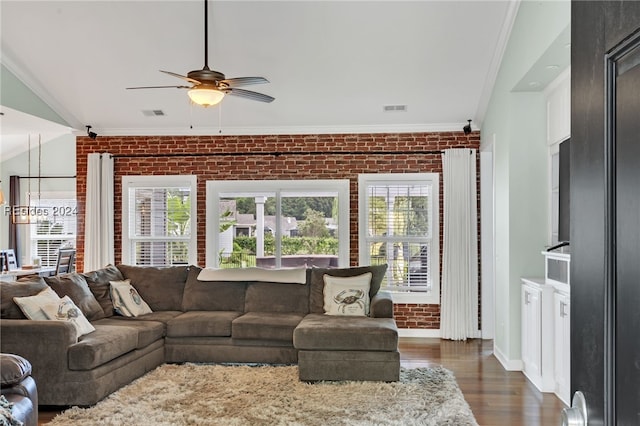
xmin=1 ymin=279 xmax=48 ymax=319
xmin=232 ymin=312 xmax=305 ymax=341
xmin=117 ymin=264 xmax=188 ymax=311
xmin=91 ymin=318 xmax=165 ymax=348
xmin=245 ymin=282 xmax=309 ymax=314
xmin=130 ymin=311 xmax=183 ymax=324
xmin=167 ymin=311 xmax=242 ymax=338
xmin=182 ymin=266 xmax=246 ymax=311
xmin=45 ymin=273 xmax=105 ymax=321
xmin=293 ymin=313 xmax=398 ymax=351
xmin=309 ymin=264 xmax=388 ymax=314
xmin=68 ymin=325 xmax=138 ymax=370
xmin=82 ymin=265 xmax=125 ymax=318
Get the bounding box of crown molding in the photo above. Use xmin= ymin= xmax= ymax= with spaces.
xmin=474 ymin=0 xmax=521 ymax=126
xmin=72 ymin=122 xmax=474 ymax=137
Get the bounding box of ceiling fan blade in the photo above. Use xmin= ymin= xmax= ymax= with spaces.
xmin=126 ymin=85 xmax=190 ymax=90
xmin=160 ymin=70 xmax=201 ymax=85
xmin=221 ymin=77 xmax=269 ymax=88
xmin=224 ymin=88 xmax=275 ymax=103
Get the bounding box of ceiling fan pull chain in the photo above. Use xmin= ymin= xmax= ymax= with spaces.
xmin=218 ymin=103 xmax=222 ymax=134
xmin=189 ymin=102 xmax=194 ymax=129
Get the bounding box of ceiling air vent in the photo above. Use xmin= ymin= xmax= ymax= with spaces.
xmin=383 ymin=104 xmax=407 ymax=112
xmin=141 ymin=109 xmax=165 ymax=117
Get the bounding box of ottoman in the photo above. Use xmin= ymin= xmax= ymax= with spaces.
xmin=293 ymin=313 xmax=400 ymax=381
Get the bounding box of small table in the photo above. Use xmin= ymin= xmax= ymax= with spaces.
xmin=0 ymin=267 xmax=56 ymax=282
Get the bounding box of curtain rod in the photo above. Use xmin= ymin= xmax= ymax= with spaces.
xmin=112 ymin=150 xmax=451 ymax=159
xmin=17 ymin=176 xmax=76 ymax=179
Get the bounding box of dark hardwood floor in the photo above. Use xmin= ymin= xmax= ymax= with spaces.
xmin=38 ymin=337 xmax=566 ymax=425
xmin=400 ymin=338 xmax=566 ymax=426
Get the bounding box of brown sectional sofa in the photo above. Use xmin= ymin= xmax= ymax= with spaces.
xmin=0 ymin=263 xmax=399 ymax=406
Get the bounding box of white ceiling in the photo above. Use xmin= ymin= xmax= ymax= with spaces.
xmin=1 ymin=1 xmax=516 ymax=141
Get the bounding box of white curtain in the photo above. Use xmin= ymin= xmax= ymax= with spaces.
xmin=84 ymin=153 xmax=115 ymax=272
xmin=440 ymin=148 xmax=478 ymax=340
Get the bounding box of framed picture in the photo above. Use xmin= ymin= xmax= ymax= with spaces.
xmin=1 ymin=249 xmax=18 ymax=271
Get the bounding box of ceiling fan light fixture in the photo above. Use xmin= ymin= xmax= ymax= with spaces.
xmin=188 ymin=86 xmax=225 ymax=107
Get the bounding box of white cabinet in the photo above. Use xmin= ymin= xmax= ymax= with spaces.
xmin=521 ymin=283 xmax=542 ymax=378
xmin=521 ymin=278 xmax=555 ymax=392
xmin=553 ymin=291 xmax=571 ymax=404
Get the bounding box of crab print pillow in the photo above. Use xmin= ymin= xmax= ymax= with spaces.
xmin=40 ymin=295 xmax=96 ymax=339
xmin=109 ymin=279 xmax=153 ymax=317
xmin=322 ymin=272 xmax=372 ymax=316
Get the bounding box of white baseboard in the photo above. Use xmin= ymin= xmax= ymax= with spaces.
xmin=398 ymin=329 xmax=483 ymax=339
xmin=493 ymin=343 xmax=523 ymax=371
xmin=398 ymin=329 xmax=441 ymax=338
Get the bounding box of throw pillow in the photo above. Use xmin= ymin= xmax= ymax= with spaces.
xmin=110 ymin=280 xmax=153 ymax=317
xmin=323 ymin=272 xmax=372 ymax=316
xmin=13 ymin=287 xmax=61 ymax=320
xmin=40 ymin=296 xmax=96 ymax=339
xmin=44 ymin=273 xmax=105 ymax=321
xmin=309 ymin=264 xmax=387 ymax=314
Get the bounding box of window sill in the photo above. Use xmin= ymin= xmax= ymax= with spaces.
xmin=385 ymin=291 xmax=440 ymax=305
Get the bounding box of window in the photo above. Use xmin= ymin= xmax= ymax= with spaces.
xmin=122 ymin=176 xmax=197 ymax=266
xmin=359 ymin=173 xmax=440 ymax=304
xmin=29 ymin=192 xmax=77 ymax=267
xmin=206 ymin=180 xmax=350 ymax=268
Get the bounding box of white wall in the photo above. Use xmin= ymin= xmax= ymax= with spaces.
xmin=0 ymin=134 xmax=76 ymax=261
xmin=481 ymin=0 xmax=570 ymax=368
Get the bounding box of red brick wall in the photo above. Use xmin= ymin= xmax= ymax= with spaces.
xmin=76 ymin=132 xmax=481 ymax=330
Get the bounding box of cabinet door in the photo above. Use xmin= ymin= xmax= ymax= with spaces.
xmin=554 ymin=292 xmax=571 ymax=404
xmin=522 ymin=285 xmax=542 ymax=379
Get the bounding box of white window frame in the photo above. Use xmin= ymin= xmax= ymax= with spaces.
xmin=28 ymin=191 xmax=77 ymax=267
xmin=121 ymin=175 xmax=197 ymax=266
xmin=205 ymin=180 xmax=350 ymax=268
xmin=358 ymin=173 xmax=440 ymax=304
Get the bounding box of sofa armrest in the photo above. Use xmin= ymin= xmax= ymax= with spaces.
xmin=370 ymin=291 xmax=394 ymax=318
xmin=0 ymin=319 xmax=76 ymax=372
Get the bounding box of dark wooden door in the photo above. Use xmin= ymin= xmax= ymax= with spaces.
xmin=572 ymin=2 xmax=640 ymax=424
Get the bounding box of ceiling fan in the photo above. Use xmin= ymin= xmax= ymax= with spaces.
xmin=127 ymin=0 xmax=274 ymax=107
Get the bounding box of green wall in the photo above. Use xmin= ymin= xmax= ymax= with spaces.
xmin=0 ymin=65 xmax=69 ymax=127
xmin=482 ymin=0 xmax=570 ymax=366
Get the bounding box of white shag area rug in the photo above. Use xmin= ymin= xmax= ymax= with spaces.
xmin=48 ymin=364 xmax=477 ymax=426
